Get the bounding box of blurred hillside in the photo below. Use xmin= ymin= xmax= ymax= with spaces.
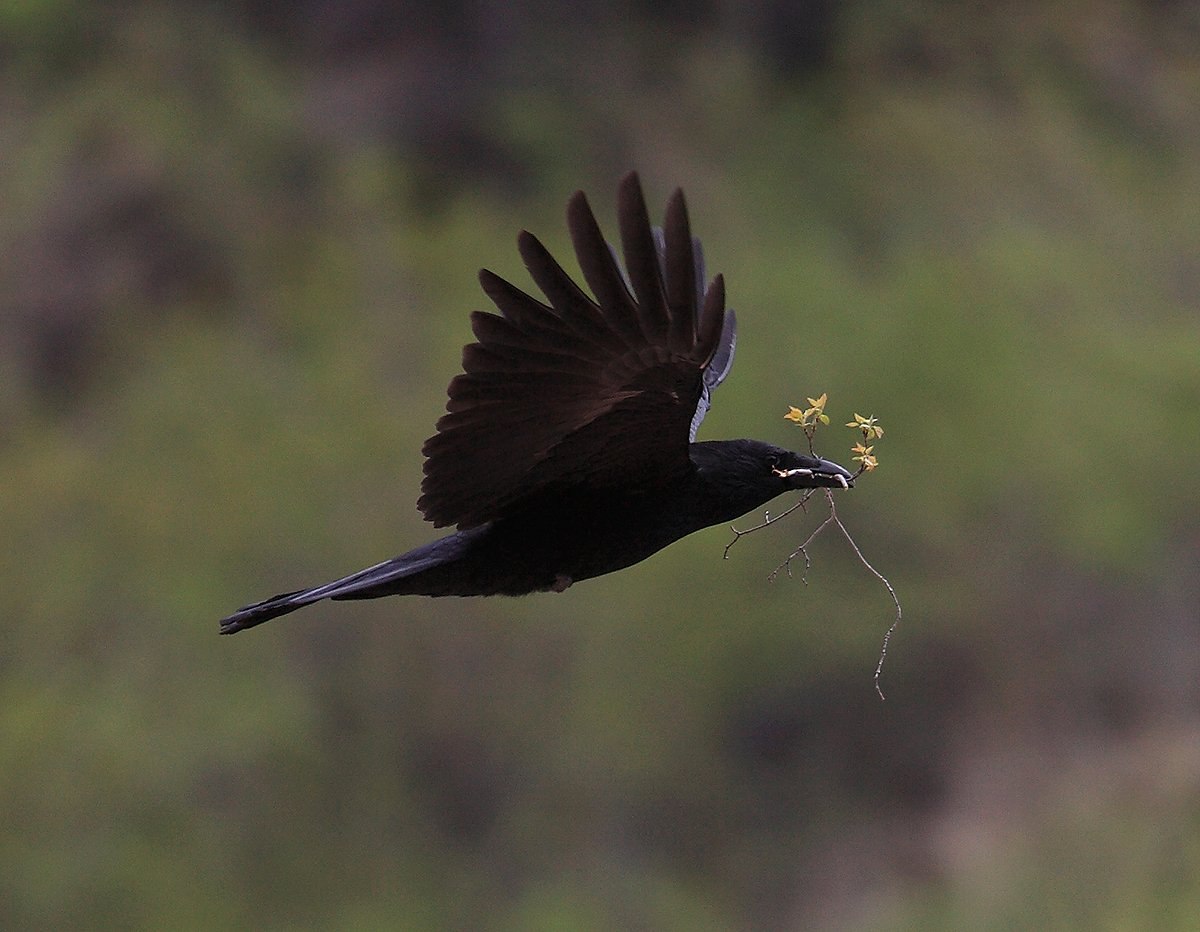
xmin=3 ymin=1 xmax=1200 ymax=928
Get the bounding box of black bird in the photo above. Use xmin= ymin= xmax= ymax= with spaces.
xmin=220 ymin=173 xmax=852 ymax=634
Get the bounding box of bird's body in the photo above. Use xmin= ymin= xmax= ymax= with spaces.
xmin=220 ymin=175 xmax=852 ymax=634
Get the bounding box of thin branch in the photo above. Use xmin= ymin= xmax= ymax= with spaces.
xmin=723 ymin=489 xmax=816 ymax=559
xmin=730 ymin=484 xmax=902 ymax=701
xmin=767 ymin=510 xmax=835 ymax=583
xmin=828 ymin=500 xmax=901 ymax=701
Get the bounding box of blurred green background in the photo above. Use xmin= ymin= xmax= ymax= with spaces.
xmin=4 ymin=1 xmax=1200 ymax=928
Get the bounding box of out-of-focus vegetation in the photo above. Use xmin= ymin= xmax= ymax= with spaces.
xmin=4 ymin=1 xmax=1200 ymax=928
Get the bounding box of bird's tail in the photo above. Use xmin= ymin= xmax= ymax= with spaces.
xmin=218 ymin=530 xmax=482 ymax=634
xmin=218 ymin=563 xmax=385 ymax=635
xmin=218 ymin=587 xmax=318 ymax=634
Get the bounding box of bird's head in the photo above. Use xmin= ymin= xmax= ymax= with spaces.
xmin=768 ymin=447 xmax=855 ymax=490
xmin=691 ymin=439 xmax=854 ymax=497
xmin=687 ymin=439 xmax=854 ymax=529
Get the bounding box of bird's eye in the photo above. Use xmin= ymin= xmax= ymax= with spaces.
xmin=767 ymin=454 xmax=780 ymax=469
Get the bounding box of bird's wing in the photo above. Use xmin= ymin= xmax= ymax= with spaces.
xmin=418 ymin=172 xmax=735 ymax=530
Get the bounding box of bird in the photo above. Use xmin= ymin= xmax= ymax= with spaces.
xmin=219 ymin=172 xmax=853 ymax=634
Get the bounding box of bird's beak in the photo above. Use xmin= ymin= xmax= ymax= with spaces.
xmin=774 ymin=457 xmax=855 ymax=490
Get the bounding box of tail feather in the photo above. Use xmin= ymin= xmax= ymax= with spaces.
xmin=219 ymin=530 xmax=483 ymax=634
xmin=218 ymin=587 xmax=321 ymax=634
xmin=219 ymin=556 xmax=398 ymax=634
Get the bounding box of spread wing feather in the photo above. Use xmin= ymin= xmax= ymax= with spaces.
xmin=419 ymin=172 xmax=736 ymax=529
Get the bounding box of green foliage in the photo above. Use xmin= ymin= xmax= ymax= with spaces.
xmin=3 ymin=2 xmax=1200 ymax=928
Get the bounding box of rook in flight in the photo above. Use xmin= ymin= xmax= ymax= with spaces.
xmin=220 ymin=173 xmax=852 ymax=634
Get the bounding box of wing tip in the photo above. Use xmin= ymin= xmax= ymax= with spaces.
xmin=666 ymin=186 xmax=687 ymax=218
xmin=698 ymin=273 xmax=727 ymax=361
xmin=618 ymin=170 xmax=644 ymax=205
xmin=566 ymin=188 xmax=592 ymax=223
